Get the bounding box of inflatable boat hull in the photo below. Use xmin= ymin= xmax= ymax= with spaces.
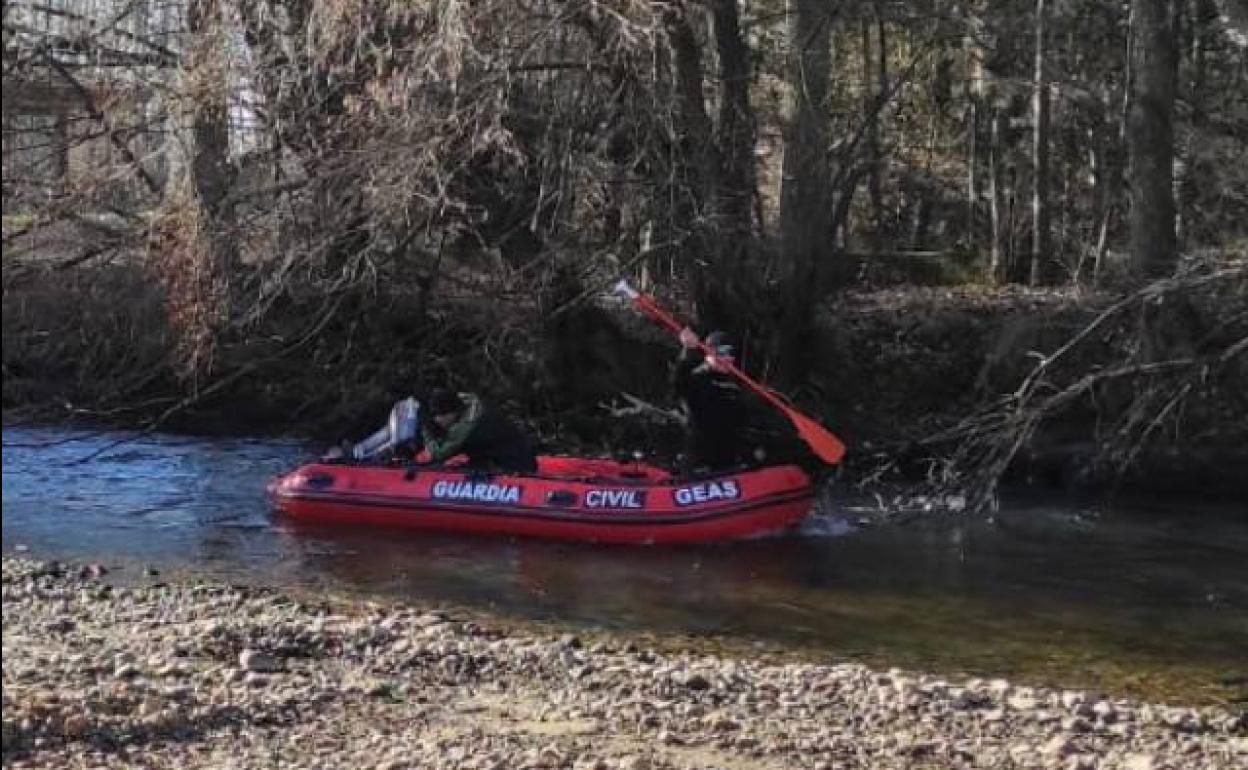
xmin=269 ymin=456 xmax=813 ymax=544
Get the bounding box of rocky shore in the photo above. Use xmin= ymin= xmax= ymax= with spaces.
xmin=3 ymin=557 xmax=1244 ymax=770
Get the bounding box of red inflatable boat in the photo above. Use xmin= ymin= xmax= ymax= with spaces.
xmin=268 ymin=456 xmax=813 ymax=544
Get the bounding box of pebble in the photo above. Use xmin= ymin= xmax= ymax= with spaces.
xmin=1122 ymin=752 xmax=1158 ymax=770
xmin=1062 ymin=691 xmax=1088 ymax=710
xmin=1008 ymin=692 xmax=1040 ymax=711
xmin=1064 ymin=716 xmax=1094 ymax=733
xmin=1092 ymin=700 xmax=1118 ymax=723
xmin=1044 ymin=735 xmax=1076 ymax=757
xmin=45 ymin=617 xmax=76 ymax=634
xmin=414 ymin=612 xmax=446 ymax=628
xmin=239 ymin=648 xmax=281 ymax=673
xmin=244 ymin=672 xmax=269 ymax=687
xmin=113 ymin=663 xmax=140 ymax=679
xmin=1065 ymin=755 xmax=1098 ymax=770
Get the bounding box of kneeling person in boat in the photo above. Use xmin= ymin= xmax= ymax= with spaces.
xmin=421 ymin=389 xmax=538 ymax=474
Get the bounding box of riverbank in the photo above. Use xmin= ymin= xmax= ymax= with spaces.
xmin=5 ymin=257 xmax=1246 ymax=501
xmin=3 ymin=557 xmax=1244 ymax=770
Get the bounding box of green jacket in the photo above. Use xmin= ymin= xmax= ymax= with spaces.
xmin=424 ymin=392 xmax=484 ymax=463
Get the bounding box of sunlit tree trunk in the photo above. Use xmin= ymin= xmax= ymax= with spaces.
xmin=967 ymin=100 xmax=979 ymax=254
xmin=988 ymin=111 xmax=1006 ymax=283
xmin=1030 ymin=0 xmax=1052 ymax=285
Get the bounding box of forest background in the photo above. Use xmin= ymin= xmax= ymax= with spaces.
xmin=3 ymin=0 xmax=1246 ymax=504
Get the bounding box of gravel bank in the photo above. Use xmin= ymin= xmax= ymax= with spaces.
xmin=3 ymin=557 xmax=1244 ymax=769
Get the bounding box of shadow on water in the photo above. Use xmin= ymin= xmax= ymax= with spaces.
xmin=3 ymin=426 xmax=1246 ymax=704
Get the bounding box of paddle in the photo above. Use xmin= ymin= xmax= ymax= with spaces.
xmin=612 ymin=280 xmax=846 ymax=465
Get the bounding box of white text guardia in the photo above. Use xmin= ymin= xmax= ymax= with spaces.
xmin=431 ymin=480 xmax=523 ymax=504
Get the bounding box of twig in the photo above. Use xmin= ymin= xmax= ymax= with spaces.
xmin=599 ymin=392 xmax=686 ymax=425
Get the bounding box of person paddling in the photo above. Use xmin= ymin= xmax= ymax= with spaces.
xmin=673 ymin=328 xmax=748 ymax=473
xmin=615 ymin=279 xmax=847 ymax=466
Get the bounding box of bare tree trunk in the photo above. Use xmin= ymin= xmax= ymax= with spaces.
xmin=1059 ymin=133 xmax=1073 ymax=275
xmin=1090 ymin=2 xmax=1140 ymax=283
xmin=778 ymin=0 xmax=832 ymax=373
xmin=1030 ymin=0 xmax=1052 ymax=286
xmin=53 ymin=108 xmax=69 ymax=195
xmin=649 ymin=39 xmax=677 ymax=281
xmin=874 ymin=8 xmax=890 ymax=242
xmin=967 ymin=0 xmax=993 ymax=278
xmin=911 ymin=123 xmax=938 ymax=249
xmin=862 ymin=16 xmax=884 ymax=251
xmin=1088 ymin=127 xmax=1112 ymax=283
xmin=967 ymin=99 xmax=979 ymax=253
xmin=779 ymin=0 xmax=832 ymax=287
xmin=707 ymin=0 xmax=757 ymax=319
xmin=664 ymin=5 xmax=719 ymax=257
xmin=170 ymin=0 xmax=238 ymax=384
xmin=186 ymin=44 xmax=235 ymax=239
xmin=988 ymin=110 xmax=1005 ymax=284
xmin=1128 ymin=0 xmax=1180 ymax=278
xmin=662 ymin=1 xmax=757 ymax=326
xmin=1007 ymin=166 xmax=1019 ymax=280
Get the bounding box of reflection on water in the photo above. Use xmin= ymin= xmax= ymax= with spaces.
xmin=3 ymin=426 xmax=1246 ymax=702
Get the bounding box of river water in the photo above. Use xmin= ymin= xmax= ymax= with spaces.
xmin=3 ymin=426 xmax=1246 ymax=704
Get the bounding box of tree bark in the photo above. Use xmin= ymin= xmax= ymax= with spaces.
xmin=1030 ymin=0 xmax=1052 ymax=286
xmin=709 ymin=0 xmax=756 ymax=249
xmin=777 ymin=0 xmax=833 ymax=376
xmin=705 ymin=0 xmax=757 ymax=323
xmin=661 ymin=2 xmax=759 ymax=327
xmin=779 ymin=0 xmax=832 ymax=288
xmin=988 ymin=110 xmax=1005 ymax=284
xmin=862 ymin=15 xmax=884 ymax=248
xmin=163 ymin=0 xmax=238 ymax=385
xmin=1128 ymin=0 xmax=1180 ymax=278
xmin=184 ymin=0 xmax=237 ymax=276
xmin=664 ymin=3 xmax=724 ymax=324
xmin=1089 ymin=127 xmax=1112 ymax=282
xmin=967 ymin=100 xmax=978 ymax=253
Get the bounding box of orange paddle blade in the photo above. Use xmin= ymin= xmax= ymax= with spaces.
xmin=788 ymin=407 xmax=847 ymax=465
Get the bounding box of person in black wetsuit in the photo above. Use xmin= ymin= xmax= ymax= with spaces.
xmin=421 ymin=389 xmax=538 ymax=474
xmin=672 ymin=328 xmax=747 ymax=473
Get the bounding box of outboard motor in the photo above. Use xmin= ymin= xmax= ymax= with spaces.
xmin=349 ymin=397 xmax=421 ymax=461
